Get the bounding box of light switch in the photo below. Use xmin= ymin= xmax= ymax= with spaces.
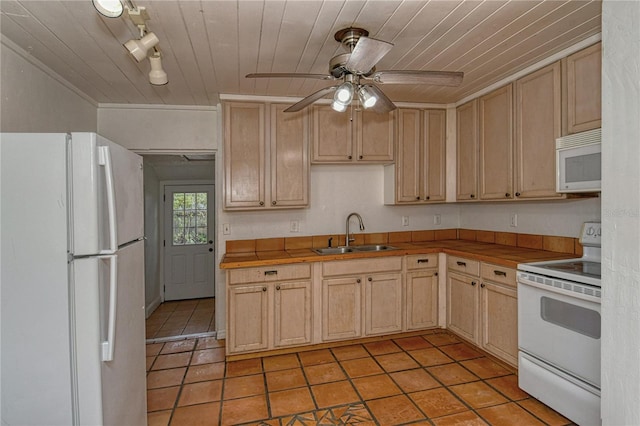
xmin=223 ymin=223 xmax=231 ymax=235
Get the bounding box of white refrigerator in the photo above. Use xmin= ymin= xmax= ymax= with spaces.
xmin=1 ymin=133 xmax=147 ymax=425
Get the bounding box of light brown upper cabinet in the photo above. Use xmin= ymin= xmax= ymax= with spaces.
xmin=479 ymin=84 xmax=514 ymax=200
xmin=564 ymin=42 xmax=602 ymax=134
xmin=515 ymin=62 xmax=564 ymax=199
xmin=385 ymin=108 xmax=446 ymax=204
xmin=456 ymin=100 xmax=479 ymax=201
xmin=312 ymin=105 xmax=394 ymax=164
xmin=224 ymin=102 xmax=309 ymax=210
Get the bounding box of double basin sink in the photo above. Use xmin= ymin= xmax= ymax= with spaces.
xmin=313 ymin=244 xmax=397 ymax=255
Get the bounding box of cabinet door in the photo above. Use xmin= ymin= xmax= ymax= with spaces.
xmin=227 ymin=284 xmax=269 ymax=353
xmin=311 ymin=105 xmax=353 ymax=162
xmin=273 ymin=280 xmax=312 ymax=347
xmin=355 ymin=110 xmax=394 ymax=162
xmin=423 ymin=109 xmax=446 ymax=202
xmin=565 ymin=42 xmax=601 ymax=134
xmin=224 ymin=102 xmax=265 ymax=208
xmin=364 ymin=273 xmax=403 ymax=336
xmin=446 ymin=271 xmax=479 ymax=343
xmin=406 ymin=270 xmax=438 ymax=330
xmin=479 ymin=84 xmax=513 ymax=200
xmin=456 ymin=100 xmax=479 ymax=201
xmin=395 ymin=109 xmax=422 ymax=202
xmin=515 ymin=62 xmax=563 ymax=199
xmin=322 ymin=277 xmax=362 ymax=341
xmin=480 ymin=281 xmax=518 ymax=366
xmin=270 ymin=104 xmax=309 ymax=207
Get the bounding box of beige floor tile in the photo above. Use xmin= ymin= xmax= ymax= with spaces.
xmin=184 ymin=362 xmax=225 ymax=383
xmin=352 ymin=374 xmax=402 ymax=400
xmin=221 ymin=395 xmax=269 ymax=425
xmin=366 ymin=394 xmax=425 ymax=425
xmin=266 ymin=368 xmax=307 ymax=391
xmin=311 ymin=380 xmax=360 ymax=409
xmin=191 ymin=348 xmax=225 ymax=365
xmin=340 ymin=357 xmax=384 ymax=378
xmin=409 ymin=387 xmax=468 ymax=418
xmin=223 ymin=374 xmax=265 ymax=399
xmin=151 ymin=352 xmax=192 ymax=370
xmin=160 ymin=339 xmax=196 ymax=354
xmin=146 ymin=367 xmax=186 ymax=389
xmin=304 ymin=362 xmax=346 ymax=385
xmin=196 ymin=337 xmax=225 ymax=350
xmin=449 ymin=381 xmax=509 ymax=408
xmin=268 ymin=387 xmax=316 ymax=417
xmin=171 ymin=402 xmax=220 ymax=426
xmin=427 ymin=363 xmax=480 ymax=386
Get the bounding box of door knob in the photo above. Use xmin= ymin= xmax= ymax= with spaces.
xmin=209 ymin=240 xmax=213 ymax=244
xmin=209 ymin=248 xmax=213 ymax=252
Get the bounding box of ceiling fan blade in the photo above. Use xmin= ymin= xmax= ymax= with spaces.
xmin=370 ymin=70 xmax=464 ymax=86
xmin=246 ymin=73 xmax=335 ymax=80
xmin=345 ymin=37 xmax=394 ymax=74
xmin=364 ymin=85 xmax=397 ymax=113
xmin=284 ymin=86 xmax=338 ymax=112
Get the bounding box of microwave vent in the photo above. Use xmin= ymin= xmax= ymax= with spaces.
xmin=556 ymin=128 xmax=601 ymax=150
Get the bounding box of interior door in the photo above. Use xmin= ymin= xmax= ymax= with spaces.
xmin=163 ymin=184 xmax=215 ymax=300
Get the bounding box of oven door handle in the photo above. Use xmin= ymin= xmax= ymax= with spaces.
xmin=517 ymin=273 xmax=601 ymax=303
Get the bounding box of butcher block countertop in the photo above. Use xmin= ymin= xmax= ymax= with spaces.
xmin=220 ymin=238 xmax=577 ymax=270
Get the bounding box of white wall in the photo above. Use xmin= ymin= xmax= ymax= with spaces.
xmin=459 ymin=198 xmax=601 ymax=238
xmin=143 ymin=163 xmax=162 ymax=317
xmin=0 ymin=38 xmax=97 ymax=132
xmin=601 ymin=1 xmax=640 ymax=424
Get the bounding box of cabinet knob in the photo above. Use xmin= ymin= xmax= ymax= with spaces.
xmin=481 ymin=283 xmax=485 ymax=288
xmin=471 ymin=281 xmax=477 ymax=286
xmin=272 ymin=201 xmax=277 ymax=206
xmin=368 ymin=277 xmax=372 ymax=282
xmin=470 ymin=194 xmax=475 ymax=199
xmin=434 ymin=272 xmax=438 ymax=276
xmin=259 ymin=201 xmax=264 ymax=206
xmin=426 ymin=196 xmax=430 ymax=200
xmin=356 ymin=279 xmax=361 ymax=283
xmin=515 ymin=192 xmax=521 ymax=197
xmin=416 ymin=196 xmax=421 ymax=200
xmin=262 ymin=287 xmax=267 ymax=292
xmin=359 ymin=155 xmax=363 ymax=160
xmin=505 ymin=193 xmax=510 ymax=197
xmin=348 ymin=155 xmax=352 ymax=160
xmin=276 ymin=285 xmax=281 ymax=291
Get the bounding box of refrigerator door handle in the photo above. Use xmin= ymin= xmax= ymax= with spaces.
xmin=98 ymin=146 xmax=118 ymax=254
xmin=101 ymin=254 xmax=118 ymax=362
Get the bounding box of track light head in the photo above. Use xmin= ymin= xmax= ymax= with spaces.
xmin=124 ymin=32 xmax=159 ymax=62
xmin=92 ymin=0 xmax=123 ymax=18
xmin=148 ymin=52 xmax=168 ymax=85
xmin=358 ymin=85 xmax=377 ymax=109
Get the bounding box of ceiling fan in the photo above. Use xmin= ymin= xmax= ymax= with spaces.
xmin=246 ymin=27 xmax=463 ymax=113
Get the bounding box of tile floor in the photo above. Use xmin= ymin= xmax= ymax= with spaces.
xmin=146 ymin=298 xmax=216 ymax=339
xmin=146 ymin=330 xmax=573 ymax=426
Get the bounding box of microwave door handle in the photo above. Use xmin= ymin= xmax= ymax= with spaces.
xmin=98 ymin=146 xmax=117 ymax=254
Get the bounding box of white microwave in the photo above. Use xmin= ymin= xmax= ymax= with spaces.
xmin=556 ymin=128 xmax=601 ymax=193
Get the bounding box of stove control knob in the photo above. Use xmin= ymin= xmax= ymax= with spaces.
xmin=586 ymin=227 xmax=595 ymax=236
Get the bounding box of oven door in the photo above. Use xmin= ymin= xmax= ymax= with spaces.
xmin=517 ymin=273 xmax=601 ymax=387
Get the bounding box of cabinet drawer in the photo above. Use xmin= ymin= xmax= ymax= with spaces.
xmin=481 ymin=263 xmax=516 ymax=288
xmin=447 ymin=256 xmax=480 ymax=276
xmin=322 ymin=256 xmax=402 ymax=277
xmin=228 ymin=264 xmax=311 ymax=284
xmin=406 ymin=254 xmax=439 ymax=270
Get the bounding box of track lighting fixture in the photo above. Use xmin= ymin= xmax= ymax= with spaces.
xmin=332 ymin=82 xmax=354 ymax=112
xmin=358 ymin=85 xmax=377 ymax=109
xmin=124 ymin=31 xmax=159 ymax=62
xmin=92 ymin=0 xmax=123 ymax=18
xmin=148 ymin=51 xmax=168 ymax=86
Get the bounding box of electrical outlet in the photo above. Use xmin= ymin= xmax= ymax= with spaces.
xmin=402 ymin=216 xmax=409 ymax=226
xmin=434 ymin=214 xmax=441 ymax=225
xmin=290 ymin=220 xmax=299 ymax=233
xmin=510 ymin=213 xmax=518 ymax=227
xmin=223 ymin=223 xmax=231 ymax=235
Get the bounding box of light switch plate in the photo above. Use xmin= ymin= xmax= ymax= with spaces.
xmin=290 ymin=220 xmax=299 ymax=233
xmin=223 ymin=223 xmax=231 ymax=235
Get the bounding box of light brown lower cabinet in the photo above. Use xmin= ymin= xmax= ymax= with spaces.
xmin=447 ymin=257 xmax=518 ymax=367
xmin=364 ymin=273 xmax=403 ymax=336
xmin=226 ymin=264 xmax=312 ymax=354
xmin=405 ymin=254 xmax=439 ymax=330
xmin=322 ymin=276 xmax=363 ymax=341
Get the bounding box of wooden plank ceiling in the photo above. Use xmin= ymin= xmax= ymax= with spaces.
xmin=0 ymin=0 xmax=601 ymax=106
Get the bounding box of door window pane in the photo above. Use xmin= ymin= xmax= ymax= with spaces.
xmin=172 ymin=192 xmax=208 ymax=245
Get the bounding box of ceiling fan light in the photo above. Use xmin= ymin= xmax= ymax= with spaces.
xmin=358 ymin=86 xmax=377 ymax=109
xmin=124 ymin=32 xmax=160 ymax=62
xmin=331 ymin=99 xmax=348 ymax=112
xmin=148 ymin=52 xmax=168 ymax=85
xmin=334 ymin=82 xmax=354 ymax=103
xmin=92 ymin=0 xmax=123 ymax=18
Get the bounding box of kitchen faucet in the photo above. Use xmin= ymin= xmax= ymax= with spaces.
xmin=345 ymin=212 xmax=365 ymax=247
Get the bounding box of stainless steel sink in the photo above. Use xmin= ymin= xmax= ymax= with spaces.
xmin=352 ymin=244 xmax=397 ymax=252
xmin=312 ymin=245 xmax=397 ymax=255
xmin=313 ymin=247 xmax=355 ymax=255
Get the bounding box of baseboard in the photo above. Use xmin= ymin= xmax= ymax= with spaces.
xmin=216 ymin=329 xmax=226 ymax=340
xmin=146 ymin=296 xmax=162 ymax=319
